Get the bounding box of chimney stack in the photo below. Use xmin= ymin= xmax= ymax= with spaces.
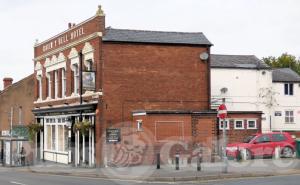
xmin=3 ymin=77 xmax=13 ymax=89
xmin=68 ymin=23 xmax=72 ymax=29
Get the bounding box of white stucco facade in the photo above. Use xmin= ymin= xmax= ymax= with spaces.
xmin=271 ymin=82 xmax=300 ymax=132
xmin=211 ymin=67 xmax=300 ymax=133
xmin=211 ymin=68 xmax=273 ymax=133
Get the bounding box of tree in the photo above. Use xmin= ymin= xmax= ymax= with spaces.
xmin=262 ymin=53 xmax=300 ymax=75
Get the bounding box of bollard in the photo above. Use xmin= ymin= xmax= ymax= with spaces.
xmin=156 ymin=153 xmax=160 ymax=169
xmin=197 ymin=153 xmax=202 ymax=171
xmin=175 ymin=152 xmax=180 ymax=170
xmin=236 ymin=147 xmax=242 ymax=162
xmin=274 ymin=146 xmax=281 ymax=159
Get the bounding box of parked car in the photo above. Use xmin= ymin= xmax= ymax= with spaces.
xmin=226 ymin=132 xmax=296 ymax=159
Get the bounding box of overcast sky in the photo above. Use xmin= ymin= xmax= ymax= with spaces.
xmin=1 ymin=0 xmax=300 ymax=89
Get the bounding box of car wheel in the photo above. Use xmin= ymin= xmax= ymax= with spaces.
xmin=245 ymin=149 xmax=252 ymax=160
xmin=281 ymin=147 xmax=294 ymax=158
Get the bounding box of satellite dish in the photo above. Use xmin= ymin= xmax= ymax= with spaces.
xmin=200 ymin=52 xmax=209 ymax=61
xmin=220 ymin=87 xmax=228 ymax=94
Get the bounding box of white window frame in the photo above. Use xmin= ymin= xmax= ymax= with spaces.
xmin=62 ymin=68 xmax=66 ymax=98
xmin=37 ymin=75 xmax=42 ymax=100
xmin=285 ymin=110 xmax=295 ymax=124
xmin=73 ymin=64 xmax=79 ymax=95
xmin=219 ymin=119 xmax=230 ymax=130
xmin=54 ymin=70 xmax=58 ymax=98
xmin=234 ymin=119 xmax=244 ymax=130
xmin=44 ymin=116 xmax=69 ymax=154
xmin=284 ymin=83 xmax=294 ymax=96
xmin=247 ymin=120 xmax=257 ymax=129
xmin=137 ymin=120 xmax=143 ymax=131
xmin=47 ymin=73 xmax=52 ymax=98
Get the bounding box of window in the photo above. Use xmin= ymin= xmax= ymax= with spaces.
xmin=44 ymin=117 xmax=69 ymax=153
xmin=272 ymin=134 xmax=286 ymax=142
xmin=54 ymin=70 xmax=58 ymax=98
xmin=255 ymin=135 xmax=271 ymax=143
xmin=46 ymin=125 xmax=51 ymax=150
xmin=87 ymin=59 xmax=93 ymax=71
xmin=37 ymin=76 xmax=42 ymax=99
xmin=62 ymin=68 xmax=66 ymax=98
xmin=137 ymin=120 xmax=143 ymax=131
xmin=234 ymin=120 xmax=244 ymax=129
xmin=47 ymin=73 xmax=52 ymax=98
xmin=285 ymin=110 xmax=294 ymax=123
xmin=284 ymin=83 xmax=294 ymax=95
xmin=247 ymin=120 xmax=257 ymax=129
xmin=219 ymin=120 xmax=229 ymax=130
xmin=73 ymin=64 xmax=79 ymax=95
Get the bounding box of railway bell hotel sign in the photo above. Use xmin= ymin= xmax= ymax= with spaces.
xmin=42 ymin=27 xmax=85 ymax=52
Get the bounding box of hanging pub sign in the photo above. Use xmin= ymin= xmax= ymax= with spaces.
xmin=106 ymin=128 xmax=121 ymax=143
xmin=82 ymin=71 xmax=96 ymax=91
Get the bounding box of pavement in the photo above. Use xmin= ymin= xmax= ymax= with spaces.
xmin=4 ymin=158 xmax=300 ymax=182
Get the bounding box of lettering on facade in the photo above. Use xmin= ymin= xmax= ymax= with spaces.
xmin=42 ymin=27 xmax=85 ymax=52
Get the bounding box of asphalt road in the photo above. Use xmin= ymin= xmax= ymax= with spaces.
xmin=0 ymin=169 xmax=300 ymax=185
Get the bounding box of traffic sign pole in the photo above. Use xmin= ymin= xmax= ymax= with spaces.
xmin=219 ymin=98 xmax=228 ymax=173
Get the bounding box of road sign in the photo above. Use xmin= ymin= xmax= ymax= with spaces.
xmin=218 ymin=104 xmax=227 ymax=119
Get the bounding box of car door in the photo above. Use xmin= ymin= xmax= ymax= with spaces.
xmin=251 ymin=134 xmax=273 ymax=157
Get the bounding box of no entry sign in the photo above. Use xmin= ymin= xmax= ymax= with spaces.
xmin=218 ymin=104 xmax=227 ymax=119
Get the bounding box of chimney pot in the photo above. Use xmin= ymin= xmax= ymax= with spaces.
xmin=3 ymin=77 xmax=13 ymax=89
xmin=68 ymin=23 xmax=72 ymax=29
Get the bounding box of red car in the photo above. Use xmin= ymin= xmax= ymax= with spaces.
xmin=226 ymin=132 xmax=296 ymax=159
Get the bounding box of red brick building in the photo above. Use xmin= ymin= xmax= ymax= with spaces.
xmin=32 ymin=6 xmax=261 ymax=167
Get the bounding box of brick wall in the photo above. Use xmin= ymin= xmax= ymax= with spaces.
xmin=218 ymin=113 xmax=262 ymax=143
xmin=0 ymin=74 xmax=35 ymax=130
xmin=102 ymin=43 xmax=210 ymax=126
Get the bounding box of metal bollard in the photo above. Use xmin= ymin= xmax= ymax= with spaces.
xmin=236 ymin=147 xmax=242 ymax=162
xmin=197 ymin=153 xmax=202 ymax=171
xmin=157 ymin=153 xmax=160 ymax=169
xmin=175 ymin=152 xmax=180 ymax=170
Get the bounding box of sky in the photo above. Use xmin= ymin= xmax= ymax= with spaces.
xmin=1 ymin=0 xmax=300 ymax=90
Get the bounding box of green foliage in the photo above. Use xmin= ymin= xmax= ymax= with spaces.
xmin=73 ymin=120 xmax=92 ymax=135
xmin=262 ymin=53 xmax=300 ymax=75
xmin=27 ymin=123 xmax=43 ymax=141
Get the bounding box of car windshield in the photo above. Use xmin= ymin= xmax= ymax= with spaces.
xmin=243 ymin=135 xmax=256 ymax=143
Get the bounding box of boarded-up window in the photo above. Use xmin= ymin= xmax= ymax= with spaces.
xmin=155 ymin=121 xmax=184 ymax=141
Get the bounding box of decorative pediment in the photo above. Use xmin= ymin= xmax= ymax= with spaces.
xmin=57 ymin=52 xmax=66 ymax=63
xmin=82 ymin=42 xmax=94 ymax=54
xmin=35 ymin=61 xmax=42 ymax=71
xmin=68 ymin=47 xmax=78 ymax=59
xmin=51 ymin=55 xmax=57 ymax=63
xmin=44 ymin=58 xmax=51 ymax=67
xmin=44 ymin=54 xmax=66 ymax=72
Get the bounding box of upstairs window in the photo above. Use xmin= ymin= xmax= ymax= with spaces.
xmin=73 ymin=64 xmax=79 ymax=95
xmin=284 ymin=83 xmax=293 ymax=95
xmin=62 ymin=68 xmax=66 ymax=97
xmin=47 ymin=73 xmax=52 ymax=98
xmin=285 ymin=110 xmax=294 ymax=123
xmin=54 ymin=70 xmax=58 ymax=98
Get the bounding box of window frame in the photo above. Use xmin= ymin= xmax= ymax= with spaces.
xmin=234 ymin=119 xmax=244 ymax=130
xmin=285 ymin=110 xmax=295 ymax=124
xmin=247 ymin=119 xmax=257 ymax=129
xmin=284 ymin=83 xmax=294 ymax=96
xmin=219 ymin=119 xmax=230 ymax=130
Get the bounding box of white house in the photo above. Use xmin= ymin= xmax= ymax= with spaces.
xmin=271 ymin=68 xmax=300 ymax=135
xmin=210 ymin=54 xmax=273 ymax=133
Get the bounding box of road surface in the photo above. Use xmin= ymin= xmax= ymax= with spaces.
xmin=0 ymin=169 xmax=299 ymax=185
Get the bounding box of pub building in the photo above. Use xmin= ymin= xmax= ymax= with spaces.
xmin=32 ymin=6 xmax=262 ymax=167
